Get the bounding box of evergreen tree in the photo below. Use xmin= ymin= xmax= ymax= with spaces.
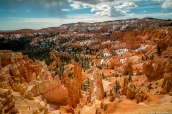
xmin=115 ymin=80 xmax=121 ymax=94
xmin=128 ymin=74 xmax=132 ymax=82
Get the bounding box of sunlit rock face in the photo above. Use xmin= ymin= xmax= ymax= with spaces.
xmin=161 ymin=71 xmax=172 ymax=95
xmin=0 ymin=50 xmax=85 ymax=113
xmin=121 ymin=77 xmax=147 ymax=103
xmin=0 ymin=89 xmax=19 ymax=114
xmin=62 ymin=62 xmax=82 ymax=108
xmin=88 ymin=65 xmax=104 ymax=103
xmin=143 ymin=61 xmax=164 ymax=80
xmin=123 ymin=63 xmax=133 ymax=76
xmin=0 ymin=50 xmax=41 ymax=83
xmin=121 ymin=77 xmax=129 ymax=95
xmin=79 ymin=66 xmax=104 ymax=114
xmin=0 ymin=50 xmax=67 ymax=113
xmin=41 ymin=79 xmax=68 ymax=104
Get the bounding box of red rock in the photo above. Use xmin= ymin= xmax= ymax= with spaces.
xmin=143 ymin=60 xmax=164 ymax=80
xmin=88 ymin=66 xmax=104 ymax=103
xmin=123 ymin=63 xmax=133 ymax=76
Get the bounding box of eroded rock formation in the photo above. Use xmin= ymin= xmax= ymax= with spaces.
xmin=62 ymin=62 xmax=82 ymax=108
xmin=0 ymin=50 xmax=65 ymax=113
xmin=0 ymin=89 xmax=19 ymax=114
xmin=121 ymin=77 xmax=147 ymax=103
xmin=143 ymin=60 xmax=164 ymax=80
xmin=123 ymin=63 xmax=133 ymax=76
xmin=0 ymin=19 xmax=172 ymax=114
xmin=88 ymin=66 xmax=104 ymax=103
xmin=161 ymin=72 xmax=172 ymax=95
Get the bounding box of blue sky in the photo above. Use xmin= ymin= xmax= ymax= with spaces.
xmin=0 ymin=0 xmax=172 ymax=30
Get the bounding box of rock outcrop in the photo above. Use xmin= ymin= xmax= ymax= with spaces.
xmin=0 ymin=50 xmax=44 ymax=83
xmin=88 ymin=66 xmax=104 ymax=103
xmin=0 ymin=50 xmax=70 ymax=113
xmin=143 ymin=61 xmax=164 ymax=80
xmin=0 ymin=89 xmax=19 ymax=114
xmin=121 ymin=77 xmax=147 ymax=103
xmin=80 ymin=100 xmax=102 ymax=114
xmin=62 ymin=63 xmax=82 ymax=108
xmin=127 ymin=83 xmax=147 ymax=103
xmin=123 ymin=63 xmax=133 ymax=76
xmin=161 ymin=72 xmax=172 ymax=95
xmin=121 ymin=77 xmax=129 ymax=95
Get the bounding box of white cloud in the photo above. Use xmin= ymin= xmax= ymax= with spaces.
xmin=69 ymin=0 xmax=141 ymax=5
xmin=90 ymin=2 xmax=137 ymax=17
xmin=164 ymin=12 xmax=172 ymax=15
xmin=91 ymin=4 xmax=109 ymax=13
xmin=69 ymin=0 xmax=114 ymax=5
xmin=61 ymin=9 xmax=70 ymax=11
xmin=111 ymin=8 xmax=128 ymax=17
xmin=68 ymin=0 xmax=138 ymax=17
xmin=115 ymin=2 xmax=138 ymax=9
xmin=16 ymin=0 xmax=138 ymax=17
xmin=128 ymin=13 xmax=135 ymax=16
xmin=153 ymin=0 xmax=172 ymax=9
xmin=160 ymin=0 xmax=172 ymax=9
xmin=83 ymin=3 xmax=92 ymax=8
xmin=126 ymin=10 xmax=130 ymax=12
xmin=70 ymin=2 xmax=81 ymax=9
xmin=91 ymin=4 xmax=127 ymax=17
xmin=69 ymin=1 xmax=92 ymax=9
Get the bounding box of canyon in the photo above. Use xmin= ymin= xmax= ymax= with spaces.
xmin=0 ymin=18 xmax=172 ymax=114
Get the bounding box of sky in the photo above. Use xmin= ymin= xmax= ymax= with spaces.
xmin=0 ymin=0 xmax=172 ymax=30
